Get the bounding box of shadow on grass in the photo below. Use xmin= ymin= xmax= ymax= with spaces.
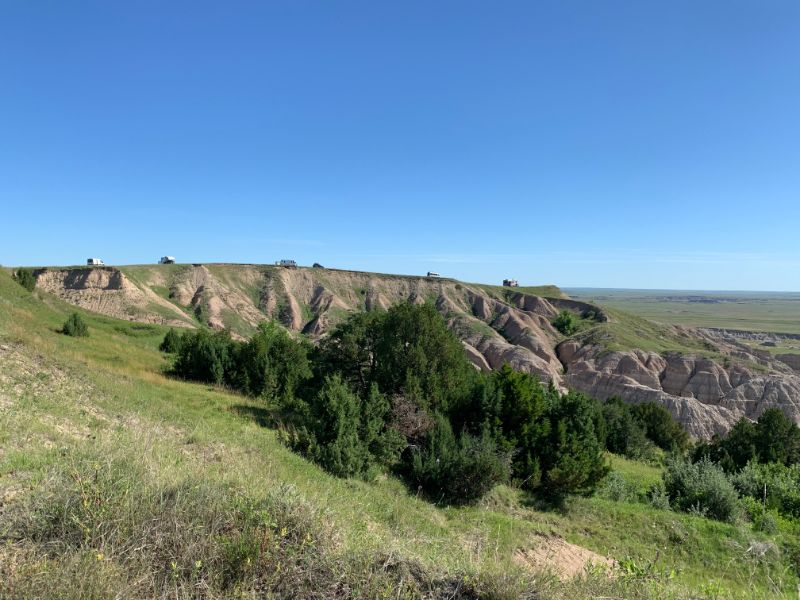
xmin=230 ymin=404 xmax=281 ymax=428
xmin=519 ymin=492 xmax=571 ymax=514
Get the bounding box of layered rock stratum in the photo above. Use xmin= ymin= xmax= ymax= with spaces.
xmin=31 ymin=264 xmax=800 ymax=438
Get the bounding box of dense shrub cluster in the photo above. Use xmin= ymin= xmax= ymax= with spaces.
xmin=62 ymin=312 xmax=89 ymax=337
xmin=164 ymin=304 xmax=695 ymax=504
xmin=158 ymin=298 xmax=799 ymax=522
xmin=682 ymin=409 xmax=800 ymax=523
xmin=166 ymin=322 xmax=312 ymax=399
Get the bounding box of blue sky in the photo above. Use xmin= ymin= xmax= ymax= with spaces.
xmin=2 ymin=1 xmax=799 ymax=290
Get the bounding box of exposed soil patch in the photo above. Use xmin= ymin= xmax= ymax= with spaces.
xmin=514 ymin=535 xmax=615 ymax=580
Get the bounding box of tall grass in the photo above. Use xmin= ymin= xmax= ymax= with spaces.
xmin=1 ymin=448 xmax=503 ymax=599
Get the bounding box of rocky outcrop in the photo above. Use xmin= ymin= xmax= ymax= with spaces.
xmin=557 ymin=340 xmax=800 ymax=438
xmin=777 ymin=354 xmax=800 ymax=372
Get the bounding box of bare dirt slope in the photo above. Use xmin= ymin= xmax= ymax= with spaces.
xmin=31 ymin=264 xmax=800 ymax=438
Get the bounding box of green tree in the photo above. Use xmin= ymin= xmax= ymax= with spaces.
xmin=159 ymin=328 xmax=183 ymax=353
xmin=602 ymin=397 xmax=651 ymax=458
xmin=371 ymin=303 xmax=475 ymax=413
xmin=754 ymin=408 xmax=800 ymax=466
xmin=315 ymin=303 xmax=475 ymax=413
xmin=172 ymin=328 xmax=234 ymax=385
xmin=535 ymin=391 xmax=609 ymax=499
xmin=310 ymin=375 xmax=368 ymax=478
xmin=695 ymin=419 xmax=757 ymax=471
xmin=552 ymin=310 xmax=577 ymax=335
xmin=62 ymin=312 xmax=89 ymax=337
xmin=13 ymin=268 xmax=36 ymax=292
xmin=360 ymin=383 xmax=404 ymax=470
xmin=313 ymin=311 xmax=380 ymax=397
xmin=693 ymin=409 xmax=800 ymax=471
xmin=232 ymin=321 xmax=312 ymax=401
xmin=631 ymin=402 xmax=689 ymax=452
xmin=408 ymin=414 xmax=511 ymax=504
xmin=482 ymin=365 xmax=549 ymax=488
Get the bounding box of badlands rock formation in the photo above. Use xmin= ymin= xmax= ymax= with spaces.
xmin=34 ymin=267 xmax=193 ymax=327
xmin=557 ymin=340 xmax=800 ymax=438
xmin=31 ymin=264 xmax=800 ymax=438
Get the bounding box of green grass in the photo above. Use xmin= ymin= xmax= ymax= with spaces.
xmin=568 ymin=288 xmax=800 ymax=335
xmin=472 ymin=283 xmax=566 ymax=300
xmin=1 ymin=270 xmax=799 ymax=598
xmin=574 ymin=307 xmax=725 ymax=358
xmin=606 ymin=453 xmax=663 ymax=492
xmin=741 ymin=338 xmax=800 ymax=356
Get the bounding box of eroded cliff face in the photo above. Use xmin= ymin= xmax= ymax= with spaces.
xmin=32 ymin=264 xmax=800 ymax=438
xmin=557 ymin=337 xmax=800 ymax=438
xmin=33 ymin=267 xmax=194 ymax=327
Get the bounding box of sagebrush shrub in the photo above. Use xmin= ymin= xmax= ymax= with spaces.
xmin=663 ymin=457 xmax=741 ymax=522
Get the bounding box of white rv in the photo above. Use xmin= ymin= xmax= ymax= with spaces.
xmin=426 ymin=271 xmax=440 ymax=278
xmin=87 ymin=258 xmax=105 ymax=266
xmin=159 ymin=256 xmax=176 ymax=264
xmin=277 ymin=259 xmax=298 ymax=268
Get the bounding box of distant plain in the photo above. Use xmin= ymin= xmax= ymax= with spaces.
xmin=566 ymin=288 xmax=800 ymax=337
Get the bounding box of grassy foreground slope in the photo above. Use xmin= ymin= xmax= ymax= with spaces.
xmin=0 ymin=270 xmax=797 ymax=598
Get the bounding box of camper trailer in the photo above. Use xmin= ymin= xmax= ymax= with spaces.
xmin=159 ymin=256 xmax=176 ymax=264
xmin=502 ymin=279 xmax=519 ymax=287
xmin=426 ymin=271 xmax=440 ymax=278
xmin=87 ymin=258 xmax=105 ymax=266
xmin=277 ymin=259 xmax=298 ymax=268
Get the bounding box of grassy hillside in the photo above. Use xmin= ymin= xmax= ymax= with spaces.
xmin=576 ymin=307 xmax=724 ymax=357
xmin=1 ymin=270 xmax=799 ymax=598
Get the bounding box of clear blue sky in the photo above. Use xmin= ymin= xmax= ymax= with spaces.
xmin=2 ymin=1 xmax=799 ymax=290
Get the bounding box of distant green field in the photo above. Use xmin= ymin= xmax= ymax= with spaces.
xmin=566 ymin=288 xmax=800 ymax=335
